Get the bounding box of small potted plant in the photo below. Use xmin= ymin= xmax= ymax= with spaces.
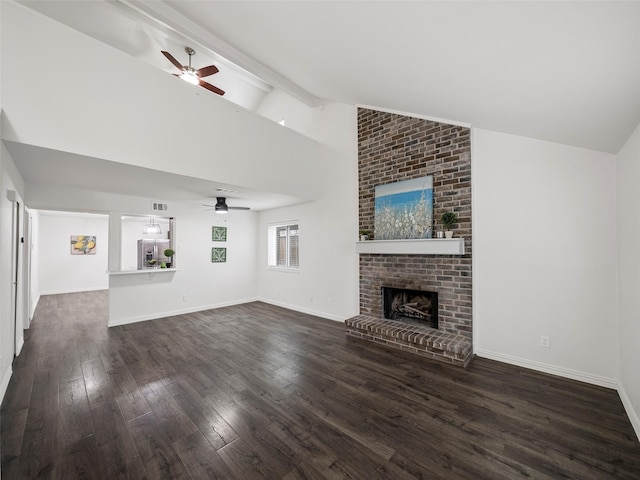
xmin=163 ymin=248 xmax=175 ymax=268
xmin=359 ymin=229 xmax=372 ymax=241
xmin=441 ymin=212 xmax=458 ymax=238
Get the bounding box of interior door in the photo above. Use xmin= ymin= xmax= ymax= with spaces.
xmin=11 ymin=200 xmax=20 ymax=363
xmin=23 ymin=209 xmax=32 ymax=329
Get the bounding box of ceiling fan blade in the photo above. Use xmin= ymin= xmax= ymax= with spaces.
xmin=199 ymin=80 xmax=225 ymax=96
xmin=202 ymin=204 xmax=216 ymax=208
xmin=161 ymin=50 xmax=184 ymax=72
xmin=228 ymin=206 xmax=250 ymax=211
xmin=196 ymin=65 xmax=219 ymax=78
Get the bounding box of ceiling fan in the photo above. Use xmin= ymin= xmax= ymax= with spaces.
xmin=203 ymin=197 xmax=250 ymax=214
xmin=161 ymin=47 xmax=225 ymax=96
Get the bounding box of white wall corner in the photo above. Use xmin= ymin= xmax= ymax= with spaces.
xmin=475 ymin=349 xmax=619 ymax=390
xmin=256 ymin=297 xmax=348 ymax=323
xmin=40 ymin=286 xmax=107 ymax=296
xmin=618 ymin=381 xmax=640 ymax=443
xmin=0 ymin=365 xmax=12 ymax=405
xmin=108 ymin=298 xmax=259 ymax=328
xmin=30 ymin=293 xmax=40 ymax=320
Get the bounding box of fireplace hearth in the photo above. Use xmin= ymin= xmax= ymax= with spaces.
xmin=382 ymin=286 xmax=438 ymax=329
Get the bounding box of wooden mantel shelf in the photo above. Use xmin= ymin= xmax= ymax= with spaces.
xmin=356 ymin=238 xmax=465 ymax=255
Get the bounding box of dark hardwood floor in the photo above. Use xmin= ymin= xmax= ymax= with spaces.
xmin=2 ymin=291 xmax=639 ymax=479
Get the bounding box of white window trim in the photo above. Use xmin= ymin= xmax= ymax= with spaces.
xmin=267 ymin=221 xmax=299 ymax=272
xmin=267 ymin=265 xmax=300 ymax=274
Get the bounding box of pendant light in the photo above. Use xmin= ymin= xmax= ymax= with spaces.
xmin=143 ymin=217 xmax=162 ymax=234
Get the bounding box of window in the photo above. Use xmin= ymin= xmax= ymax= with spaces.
xmin=268 ymin=222 xmax=299 ymax=270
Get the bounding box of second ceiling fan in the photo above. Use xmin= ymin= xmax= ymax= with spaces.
xmin=161 ymin=47 xmax=225 ymax=96
xmin=203 ymin=197 xmax=250 ymax=214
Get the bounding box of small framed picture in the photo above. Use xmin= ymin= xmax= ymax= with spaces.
xmin=211 ymin=247 xmax=227 ymax=263
xmin=212 ymin=226 xmax=227 ymax=242
xmin=70 ymin=235 xmax=97 ymax=255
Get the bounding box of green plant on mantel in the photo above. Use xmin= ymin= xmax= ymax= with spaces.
xmin=441 ymin=212 xmax=458 ymax=230
xmin=359 ymin=229 xmax=372 ymax=240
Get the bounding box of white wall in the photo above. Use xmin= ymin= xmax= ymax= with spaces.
xmin=17 ymin=179 xmax=260 ymax=327
xmin=473 ymin=129 xmax=619 ymax=386
xmin=37 ymin=211 xmax=109 ymax=295
xmin=256 ymin=102 xmax=360 ymax=321
xmin=256 ymin=87 xmax=314 ymax=137
xmin=109 ymin=209 xmax=257 ymax=326
xmin=0 ymin=141 xmax=26 ymax=401
xmin=616 ymin=122 xmax=640 ymax=439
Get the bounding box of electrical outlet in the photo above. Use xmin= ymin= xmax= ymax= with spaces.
xmin=182 ymin=295 xmax=188 ymax=302
xmin=309 ymin=296 xmax=314 ymax=303
xmin=540 ymin=336 xmax=550 ymax=348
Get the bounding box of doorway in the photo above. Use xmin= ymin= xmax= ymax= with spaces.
xmin=10 ymin=197 xmax=25 ymax=364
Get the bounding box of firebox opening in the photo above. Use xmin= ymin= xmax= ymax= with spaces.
xmin=382 ymin=286 xmax=438 ymax=329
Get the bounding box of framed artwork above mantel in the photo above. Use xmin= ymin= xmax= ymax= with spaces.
xmin=374 ymin=176 xmax=433 ymax=240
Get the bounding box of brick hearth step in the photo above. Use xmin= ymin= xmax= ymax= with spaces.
xmin=345 ymin=315 xmax=472 ymax=367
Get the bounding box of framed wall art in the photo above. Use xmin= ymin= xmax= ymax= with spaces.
xmin=212 ymin=226 xmax=227 ymax=242
xmin=211 ymin=247 xmax=227 ymax=263
xmin=70 ymin=235 xmax=97 ymax=255
xmin=374 ymin=176 xmax=433 ymax=240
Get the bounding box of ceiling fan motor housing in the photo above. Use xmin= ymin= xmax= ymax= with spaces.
xmin=215 ymin=197 xmax=228 ymax=213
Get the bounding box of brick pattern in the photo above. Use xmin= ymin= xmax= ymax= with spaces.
xmin=357 ymin=108 xmax=472 ymax=341
xmin=345 ymin=315 xmax=472 ymax=367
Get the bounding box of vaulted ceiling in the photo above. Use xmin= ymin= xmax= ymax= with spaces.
xmin=19 ymin=0 xmax=640 ymax=154
xmin=5 ymin=1 xmax=639 ymax=213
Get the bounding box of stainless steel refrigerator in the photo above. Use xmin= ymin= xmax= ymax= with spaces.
xmin=137 ymin=239 xmax=171 ymax=269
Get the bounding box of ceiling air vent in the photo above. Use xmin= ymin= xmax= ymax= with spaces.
xmin=152 ymin=202 xmax=168 ymax=212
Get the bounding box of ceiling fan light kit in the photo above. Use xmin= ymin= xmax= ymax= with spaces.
xmin=180 ymin=70 xmax=199 ymax=85
xmin=161 ymin=47 xmax=225 ymax=96
xmin=215 ymin=197 xmax=228 ymax=214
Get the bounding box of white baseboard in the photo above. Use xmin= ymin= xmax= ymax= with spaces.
xmin=255 ymin=297 xmax=349 ymax=322
xmin=474 ymin=349 xmax=618 ymax=389
xmin=109 ymin=297 xmax=351 ymax=327
xmin=107 ymin=297 xmax=259 ymax=327
xmin=0 ymin=366 xmax=12 ymax=405
xmin=617 ymin=381 xmax=640 ymax=443
xmin=40 ymin=286 xmax=108 ymax=296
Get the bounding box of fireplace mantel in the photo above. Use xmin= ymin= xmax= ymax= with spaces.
xmin=356 ymin=238 xmax=465 ymax=255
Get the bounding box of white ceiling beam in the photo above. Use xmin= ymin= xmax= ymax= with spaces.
xmin=117 ymin=0 xmax=320 ymax=107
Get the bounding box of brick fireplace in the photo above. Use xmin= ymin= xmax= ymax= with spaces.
xmin=345 ymin=108 xmax=473 ymax=366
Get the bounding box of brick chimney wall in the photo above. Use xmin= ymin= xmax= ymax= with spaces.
xmin=358 ymin=108 xmax=472 ymax=337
